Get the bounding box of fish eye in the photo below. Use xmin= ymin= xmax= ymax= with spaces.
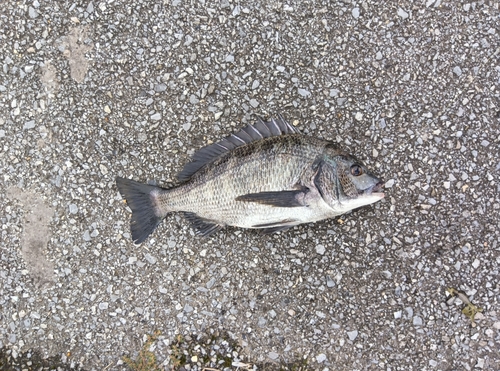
xmin=350 ymin=164 xmax=363 ymax=176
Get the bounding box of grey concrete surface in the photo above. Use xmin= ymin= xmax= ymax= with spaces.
xmin=1 ymin=0 xmax=499 ymax=370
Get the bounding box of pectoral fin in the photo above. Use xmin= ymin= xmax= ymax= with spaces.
xmin=235 ymin=189 xmax=308 ymax=207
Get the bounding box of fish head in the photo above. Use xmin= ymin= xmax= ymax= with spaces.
xmin=318 ymin=146 xmax=385 ymax=212
xmin=333 ymin=154 xmax=385 ymax=210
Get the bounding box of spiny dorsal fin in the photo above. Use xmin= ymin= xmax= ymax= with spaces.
xmin=177 ymin=115 xmax=297 ymax=182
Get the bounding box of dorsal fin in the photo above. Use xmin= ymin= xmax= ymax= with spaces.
xmin=177 ymin=115 xmax=298 ymax=182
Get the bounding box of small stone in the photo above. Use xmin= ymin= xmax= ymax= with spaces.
xmin=405 ymin=307 xmax=413 ymax=318
xmin=475 ymin=358 xmax=485 ymax=369
xmin=104 ymin=105 xmax=111 ymax=113
xmin=352 ymin=8 xmax=360 ymax=18
xmin=206 ymin=277 xmax=216 ymax=289
xmin=385 ymin=179 xmax=395 ymax=188
xmin=326 ymin=276 xmax=335 ymax=287
xmin=214 ymin=112 xmax=223 ymax=120
xmin=28 ymin=7 xmax=38 ymax=18
xmin=252 ymin=80 xmax=260 ymax=89
xmin=316 ymin=353 xmax=327 ymax=363
xmin=83 ymin=230 xmax=91 ymax=241
xmin=249 ymin=99 xmax=259 ymax=108
xmin=472 ymin=259 xmax=480 ymax=269
xmin=23 ymin=121 xmax=36 ymax=130
xmin=453 ymin=66 xmax=462 ymax=76
xmin=397 ymin=8 xmax=409 ymax=19
xmin=298 ymin=88 xmax=310 ymax=97
xmin=69 ymin=204 xmax=78 ymax=214
xmin=184 ymin=304 xmax=193 ymax=313
xmin=355 ymin=112 xmax=363 ymax=121
xmin=413 ymin=316 xmax=423 ymax=326
xmin=394 ymin=311 xmax=402 ymax=319
xmin=316 ymin=244 xmax=325 ymax=255
xmin=150 ymin=113 xmax=161 ymax=121
xmin=268 ymin=352 xmax=279 ymax=360
xmin=347 ymin=330 xmax=358 ymax=341
xmin=99 ymin=302 xmax=108 ymax=310
xmin=191 ymin=355 xmax=198 ymax=363
xmin=154 ymin=83 xmax=167 ymax=92
xmin=99 ymin=164 xmax=108 ymax=175
xmin=145 ymin=253 xmax=157 ymax=264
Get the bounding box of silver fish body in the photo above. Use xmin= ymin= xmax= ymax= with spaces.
xmin=116 ymin=116 xmax=384 ymax=243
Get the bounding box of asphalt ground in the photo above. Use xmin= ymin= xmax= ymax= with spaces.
xmin=0 ymin=0 xmax=499 ymax=370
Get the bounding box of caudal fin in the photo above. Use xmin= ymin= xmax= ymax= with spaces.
xmin=116 ymin=177 xmax=166 ymax=244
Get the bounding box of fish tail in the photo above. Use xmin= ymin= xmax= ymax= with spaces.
xmin=116 ymin=177 xmax=169 ymax=244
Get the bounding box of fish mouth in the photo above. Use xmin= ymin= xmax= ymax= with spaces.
xmin=360 ymin=181 xmax=385 ymax=198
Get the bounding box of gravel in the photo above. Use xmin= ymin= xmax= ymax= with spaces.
xmin=1 ymin=0 xmax=499 ymax=370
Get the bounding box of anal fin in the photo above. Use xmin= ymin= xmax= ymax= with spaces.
xmin=183 ymin=212 xmax=223 ymax=237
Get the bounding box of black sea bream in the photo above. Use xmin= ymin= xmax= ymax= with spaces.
xmin=116 ymin=116 xmax=384 ymax=243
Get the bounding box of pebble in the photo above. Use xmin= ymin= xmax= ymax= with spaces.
xmin=69 ymin=204 xmax=78 ymax=214
xmin=397 ymin=8 xmax=409 ymax=19
xmin=316 ymin=244 xmax=325 ymax=255
xmin=298 ymin=88 xmax=311 ymax=97
xmin=413 ymin=316 xmax=423 ymax=326
xmin=99 ymin=164 xmax=108 ymax=175
xmin=145 ymin=253 xmax=157 ymax=264
xmin=316 ymin=353 xmax=327 ymax=363
xmin=326 ymin=276 xmax=335 ymax=287
xmin=384 ymin=179 xmax=395 ymax=188
xmin=23 ymin=120 xmax=35 ymax=130
xmin=268 ymin=352 xmax=279 ymax=360
xmin=83 ymin=230 xmax=91 ymax=241
xmin=347 ymin=330 xmax=358 ymax=341
xmin=453 ymin=66 xmax=462 ymax=76
xmin=28 ymin=7 xmax=38 ymax=18
xmin=150 ymin=113 xmax=161 ymax=120
xmin=352 ymin=8 xmax=360 ymax=19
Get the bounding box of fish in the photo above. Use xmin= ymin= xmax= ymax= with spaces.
xmin=116 ymin=116 xmax=384 ymax=243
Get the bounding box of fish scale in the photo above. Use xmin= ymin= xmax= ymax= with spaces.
xmin=116 ymin=116 xmax=385 ymax=243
